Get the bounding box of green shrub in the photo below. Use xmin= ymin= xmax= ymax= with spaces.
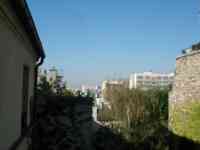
xmin=99 ymin=87 xmax=170 ymax=149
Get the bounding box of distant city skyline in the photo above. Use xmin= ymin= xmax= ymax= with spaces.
xmin=28 ymin=0 xmax=200 ymax=88
xmin=41 ymin=66 xmax=174 ymax=89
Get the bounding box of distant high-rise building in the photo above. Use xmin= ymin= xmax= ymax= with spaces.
xmin=129 ymin=72 xmax=174 ymax=90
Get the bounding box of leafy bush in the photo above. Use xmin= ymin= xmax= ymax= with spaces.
xmin=101 ymin=87 xmax=169 ymax=127
xmin=98 ymin=87 xmax=170 ymax=149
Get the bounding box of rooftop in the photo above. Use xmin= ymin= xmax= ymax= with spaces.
xmin=182 ymin=42 xmax=200 ymax=55
xmin=10 ymin=0 xmax=45 ymax=60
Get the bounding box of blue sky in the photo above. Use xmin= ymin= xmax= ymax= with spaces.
xmin=28 ymin=0 xmax=200 ymax=88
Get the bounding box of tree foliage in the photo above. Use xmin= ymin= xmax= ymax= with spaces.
xmin=102 ymin=87 xmax=169 ymax=126
xmin=37 ymin=76 xmax=54 ymax=96
xmin=98 ymin=87 xmax=170 ymax=149
xmin=37 ymin=75 xmax=73 ymax=97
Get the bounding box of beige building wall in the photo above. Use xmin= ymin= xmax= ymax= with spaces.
xmin=0 ymin=2 xmax=37 ymax=150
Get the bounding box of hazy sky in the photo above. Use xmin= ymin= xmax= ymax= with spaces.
xmin=28 ymin=0 xmax=200 ymax=88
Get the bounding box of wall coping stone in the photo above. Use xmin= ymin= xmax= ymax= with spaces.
xmin=176 ymin=50 xmax=200 ymax=60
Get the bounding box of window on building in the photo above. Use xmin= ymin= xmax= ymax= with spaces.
xmin=145 ymin=76 xmax=150 ymax=80
xmin=138 ymin=75 xmax=143 ymax=78
xmin=156 ymin=77 xmax=161 ymax=80
xmin=21 ymin=65 xmax=30 ymax=135
xmin=163 ymin=76 xmax=169 ymax=80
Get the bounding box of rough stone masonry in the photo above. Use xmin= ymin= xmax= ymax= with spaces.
xmin=169 ymin=42 xmax=200 ymax=128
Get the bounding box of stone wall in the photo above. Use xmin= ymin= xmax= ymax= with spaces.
xmin=169 ymin=49 xmax=200 ymax=137
xmin=169 ymin=50 xmax=200 ymax=104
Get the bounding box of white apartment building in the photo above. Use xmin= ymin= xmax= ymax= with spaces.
xmin=129 ymin=72 xmax=174 ymax=90
xmin=81 ymin=85 xmax=97 ymax=94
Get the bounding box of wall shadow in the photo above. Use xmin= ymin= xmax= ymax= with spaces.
xmin=32 ymin=95 xmax=200 ymax=150
xmin=92 ymin=123 xmax=200 ymax=150
xmin=168 ymin=129 xmax=200 ymax=150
